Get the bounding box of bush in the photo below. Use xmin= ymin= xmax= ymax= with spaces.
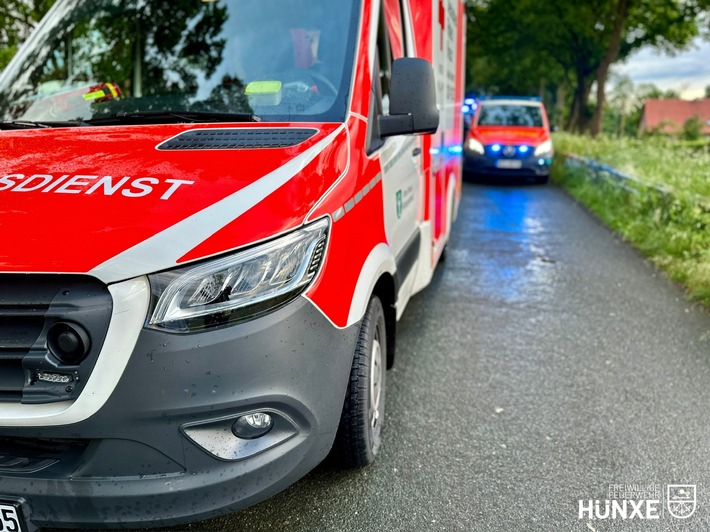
xmin=683 ymin=115 xmax=704 ymax=142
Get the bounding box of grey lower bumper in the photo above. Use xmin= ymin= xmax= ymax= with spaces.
xmin=0 ymin=297 xmax=359 ymax=529
xmin=463 ymin=151 xmax=551 ymax=177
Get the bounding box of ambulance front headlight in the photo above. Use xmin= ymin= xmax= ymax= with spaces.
xmin=147 ymin=218 xmax=329 ymax=332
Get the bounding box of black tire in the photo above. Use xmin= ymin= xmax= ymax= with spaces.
xmin=332 ymin=295 xmax=387 ymax=468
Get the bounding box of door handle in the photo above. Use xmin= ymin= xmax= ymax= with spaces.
xmin=412 ymin=147 xmax=422 ymax=157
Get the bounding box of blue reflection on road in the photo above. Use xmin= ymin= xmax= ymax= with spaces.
xmin=449 ymin=185 xmax=558 ymax=306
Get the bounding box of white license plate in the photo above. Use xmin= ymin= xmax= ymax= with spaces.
xmin=0 ymin=502 xmax=24 ymax=532
xmin=495 ymin=159 xmax=523 ymax=169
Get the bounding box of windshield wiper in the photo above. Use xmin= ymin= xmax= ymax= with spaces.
xmin=0 ymin=119 xmax=87 ymax=130
xmin=83 ymin=111 xmax=261 ymax=126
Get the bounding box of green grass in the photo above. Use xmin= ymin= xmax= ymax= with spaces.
xmin=553 ymin=133 xmax=710 ymax=199
xmin=551 ymin=133 xmax=710 ymax=306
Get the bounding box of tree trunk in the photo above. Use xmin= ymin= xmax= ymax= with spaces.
xmin=590 ymin=0 xmax=632 ymax=137
xmin=565 ymin=72 xmax=583 ymax=132
xmin=566 ymin=71 xmax=593 ymax=133
xmin=555 ymin=83 xmax=566 ymax=130
xmin=618 ymin=112 xmax=625 ymax=137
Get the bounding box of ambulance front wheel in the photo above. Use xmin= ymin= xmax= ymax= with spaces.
xmin=332 ymin=295 xmax=387 ymax=468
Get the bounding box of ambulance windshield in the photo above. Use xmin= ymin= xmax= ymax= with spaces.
xmin=0 ymin=0 xmax=359 ymax=125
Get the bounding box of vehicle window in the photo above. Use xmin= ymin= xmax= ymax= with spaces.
xmin=384 ymin=0 xmax=405 ymax=60
xmin=377 ymin=5 xmax=395 ymax=116
xmin=0 ymin=0 xmax=359 ymax=124
xmin=477 ymin=104 xmax=544 ymax=127
xmin=367 ymin=4 xmax=394 ymax=153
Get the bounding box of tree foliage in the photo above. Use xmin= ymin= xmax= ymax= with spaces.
xmin=602 ymin=78 xmax=682 ymax=137
xmin=0 ymin=0 xmax=56 ymax=70
xmin=0 ymin=0 xmax=231 ymax=120
xmin=467 ymin=0 xmax=710 ymax=136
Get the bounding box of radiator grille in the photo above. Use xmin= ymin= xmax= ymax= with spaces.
xmin=0 ymin=437 xmax=88 ymax=473
xmin=0 ymin=275 xmax=112 ymax=404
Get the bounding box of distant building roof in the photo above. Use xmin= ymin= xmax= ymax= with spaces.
xmin=639 ymin=98 xmax=710 ymax=135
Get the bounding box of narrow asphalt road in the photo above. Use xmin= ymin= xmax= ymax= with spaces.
xmin=115 ymin=182 xmax=710 ymax=530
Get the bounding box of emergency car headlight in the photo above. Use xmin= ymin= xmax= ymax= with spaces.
xmin=147 ymin=218 xmax=329 ymax=332
xmin=534 ymin=140 xmax=553 ymax=157
xmin=466 ymin=138 xmax=485 ymax=155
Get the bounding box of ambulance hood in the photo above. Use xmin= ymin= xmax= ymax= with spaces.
xmin=0 ymin=123 xmax=346 ymax=282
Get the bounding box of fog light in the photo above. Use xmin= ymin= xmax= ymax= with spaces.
xmin=47 ymin=322 xmax=91 ymax=365
xmin=232 ymin=413 xmax=274 ymax=439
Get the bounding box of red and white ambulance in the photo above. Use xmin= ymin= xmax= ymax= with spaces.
xmin=0 ymin=0 xmax=465 ymax=528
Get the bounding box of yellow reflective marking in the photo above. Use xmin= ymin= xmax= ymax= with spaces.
xmin=83 ymin=90 xmax=107 ymax=101
xmin=245 ymin=81 xmax=282 ymax=94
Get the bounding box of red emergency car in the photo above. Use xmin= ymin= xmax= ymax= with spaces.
xmin=463 ymin=97 xmax=554 ymax=183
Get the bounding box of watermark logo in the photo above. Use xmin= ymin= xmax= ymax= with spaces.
xmin=667 ymin=485 xmax=696 ymax=519
xmin=578 ymin=483 xmax=698 ymax=521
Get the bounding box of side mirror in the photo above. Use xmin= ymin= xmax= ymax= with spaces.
xmin=379 ymin=58 xmax=439 ymax=137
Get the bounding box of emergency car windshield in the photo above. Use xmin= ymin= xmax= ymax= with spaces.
xmin=477 ymin=104 xmax=544 ymax=128
xmin=0 ymin=0 xmax=359 ymax=125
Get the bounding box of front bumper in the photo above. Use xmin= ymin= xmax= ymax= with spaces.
xmin=463 ymin=150 xmax=552 ymax=178
xmin=0 ymin=281 xmax=359 ymax=529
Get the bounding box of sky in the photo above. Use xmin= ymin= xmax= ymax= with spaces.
xmin=615 ymin=37 xmax=710 ymax=99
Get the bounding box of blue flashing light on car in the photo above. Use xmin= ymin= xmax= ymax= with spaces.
xmin=462 ymin=98 xmax=478 ymax=115
xmin=519 ymin=145 xmax=529 ymax=154
xmin=491 ymin=144 xmax=502 ymax=152
xmin=448 ymin=145 xmax=463 ymax=155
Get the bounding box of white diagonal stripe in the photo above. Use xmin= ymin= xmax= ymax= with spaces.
xmin=91 ymin=126 xmax=344 ymax=283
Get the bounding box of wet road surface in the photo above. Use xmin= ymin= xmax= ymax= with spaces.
xmin=67 ymin=183 xmax=710 ymax=530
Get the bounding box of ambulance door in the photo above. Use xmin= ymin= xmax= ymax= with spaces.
xmin=369 ymin=0 xmax=423 ymax=304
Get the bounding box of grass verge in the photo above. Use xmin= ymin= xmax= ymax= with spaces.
xmin=552 ymin=133 xmax=710 ymax=198
xmin=551 ymin=138 xmax=710 ymax=306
